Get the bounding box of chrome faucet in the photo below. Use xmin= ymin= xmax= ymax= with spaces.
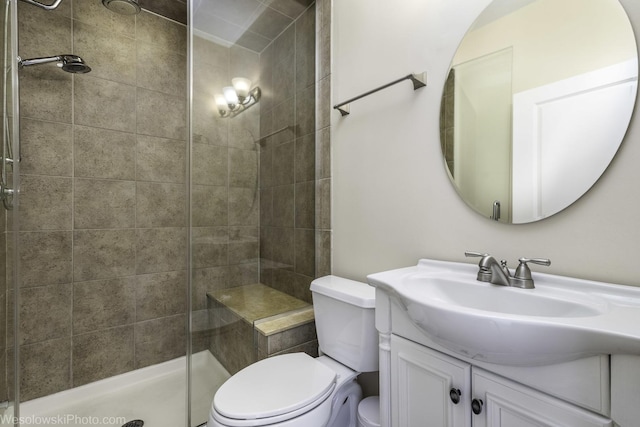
xmin=465 ymin=252 xmax=550 ymax=289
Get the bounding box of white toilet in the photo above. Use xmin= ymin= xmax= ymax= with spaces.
xmin=208 ymin=275 xmax=379 ymax=427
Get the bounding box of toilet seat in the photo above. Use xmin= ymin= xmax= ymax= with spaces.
xmin=212 ymin=353 xmax=337 ymax=426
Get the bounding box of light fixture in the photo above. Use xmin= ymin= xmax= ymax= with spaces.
xmin=215 ymin=77 xmax=261 ymax=118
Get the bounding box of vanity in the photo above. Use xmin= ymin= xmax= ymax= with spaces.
xmin=368 ymin=258 xmax=640 ymax=427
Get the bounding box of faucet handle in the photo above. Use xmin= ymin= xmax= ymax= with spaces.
xmin=464 ymin=251 xmax=489 ymax=258
xmin=514 ymin=257 xmax=551 ymax=283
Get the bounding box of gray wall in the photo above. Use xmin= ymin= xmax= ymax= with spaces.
xmin=14 ymin=1 xmax=187 ymax=401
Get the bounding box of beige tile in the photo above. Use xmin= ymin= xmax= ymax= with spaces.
xmin=138 ymin=0 xmax=187 ymax=24
xmin=272 ymin=99 xmax=295 ymax=144
xmin=248 ymin=7 xmax=292 ymax=41
xmin=260 ymin=143 xmax=273 ymax=188
xmin=295 ymin=181 xmax=314 ymax=229
xmin=193 ymin=36 xmax=229 ymax=67
xmin=228 ymin=106 xmax=260 ymax=151
xmin=229 ymin=262 xmax=259 ymax=286
xmin=272 ymin=184 xmax=294 ymax=227
xmin=74 ymin=125 xmax=136 ymax=180
xmin=18 ymin=231 xmax=73 ymax=287
xmin=272 ymin=226 xmax=294 ymax=267
xmin=19 ymin=175 xmax=72 ymax=231
xmin=73 ymin=277 xmax=136 ymax=334
xmin=317 ymin=127 xmax=331 ymax=179
xmin=136 ymin=227 xmax=187 ymax=274
xmin=273 ymin=20 xmax=295 ymax=67
xmin=229 ymin=187 xmax=259 ymax=226
xmin=18 ymin=5 xmax=71 ymax=59
xmin=137 ymin=40 xmax=187 ymax=97
xmin=136 ymin=181 xmax=187 ymax=228
xmin=295 ymin=6 xmax=315 ymax=92
xmin=192 ymin=227 xmax=228 ymax=269
xmin=19 ymin=67 xmax=72 ymax=124
xmin=260 ymin=187 xmax=273 ymax=227
xmin=136 ymin=270 xmax=187 ymax=321
xmin=73 ymin=229 xmax=136 ymax=281
xmin=72 ymin=0 xmax=135 ymax=37
xmin=193 ymin=267 xmax=229 ymax=310
xmin=74 ymin=75 xmax=136 ymax=133
xmin=274 ymin=60 xmax=295 ymax=108
xmin=229 ymin=242 xmax=259 ymax=266
xmin=20 ymin=119 xmax=73 ymax=177
xmin=208 ymin=284 xmax=309 ymax=323
xmin=294 ymin=228 xmax=315 ymax=277
xmin=295 ymin=133 xmax=315 ymax=183
xmin=316 ymin=230 xmax=331 ymax=277
xmin=317 ymin=178 xmax=331 ymax=229
xmin=72 ymin=326 xmax=134 ymax=387
xmin=192 ymin=185 xmax=227 ymax=227
xmin=74 ymin=179 xmax=136 ymax=229
xmin=268 ymin=0 xmax=313 ymax=19
xmin=137 ymin=134 xmax=186 ymax=183
xmin=18 ymin=338 xmax=71 ymax=401
xmin=73 ymin=20 xmax=136 ymax=85
xmin=273 ymin=142 xmax=294 ymax=185
xmin=18 ymin=283 xmax=72 ymax=345
xmin=317 ymin=76 xmax=331 ymax=131
xmin=229 ymin=148 xmax=258 ymax=188
xmin=136 ymin=11 xmax=187 ymax=54
xmin=134 ymin=314 xmax=186 ymax=368
xmin=192 ymin=143 xmax=227 ymax=186
xmin=318 ymin=18 xmax=331 ymax=81
xmin=296 ymin=84 xmax=315 ymax=136
xmin=137 ymin=88 xmax=186 ymax=140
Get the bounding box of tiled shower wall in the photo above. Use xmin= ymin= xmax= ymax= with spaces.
xmin=13 ymin=1 xmax=187 ymax=401
xmin=259 ymin=4 xmax=320 ymax=303
xmin=190 ymin=36 xmax=261 ymax=323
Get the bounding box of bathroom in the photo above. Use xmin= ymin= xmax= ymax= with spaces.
xmin=1 ymin=0 xmax=639 ymax=426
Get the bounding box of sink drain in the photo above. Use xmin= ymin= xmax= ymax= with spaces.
xmin=122 ymin=421 xmax=144 ymax=427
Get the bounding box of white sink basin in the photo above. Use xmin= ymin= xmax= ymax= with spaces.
xmin=368 ymin=259 xmax=640 ymax=366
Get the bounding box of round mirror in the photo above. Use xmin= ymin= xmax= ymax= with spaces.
xmin=440 ymin=0 xmax=638 ymax=224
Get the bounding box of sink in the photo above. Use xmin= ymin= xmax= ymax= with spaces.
xmin=368 ymin=258 xmax=640 ymax=366
xmin=405 ymin=277 xmax=607 ymax=318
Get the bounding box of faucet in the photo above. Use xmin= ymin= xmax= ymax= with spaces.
xmin=465 ymin=252 xmax=551 ymax=289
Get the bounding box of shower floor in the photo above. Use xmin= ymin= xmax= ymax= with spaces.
xmin=15 ymin=350 xmax=228 ymax=427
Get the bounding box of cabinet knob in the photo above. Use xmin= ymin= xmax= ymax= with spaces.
xmin=471 ymin=398 xmax=483 ymax=415
xmin=449 ymin=388 xmax=461 ymax=404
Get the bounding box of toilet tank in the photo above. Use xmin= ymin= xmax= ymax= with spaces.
xmin=310 ymin=276 xmax=378 ymax=372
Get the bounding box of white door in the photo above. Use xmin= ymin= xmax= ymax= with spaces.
xmin=391 ymin=335 xmax=471 ymax=427
xmin=512 ymin=59 xmax=637 ymax=222
xmin=472 ymin=368 xmax=613 ymax=427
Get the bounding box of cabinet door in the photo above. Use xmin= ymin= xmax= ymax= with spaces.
xmin=472 ymin=368 xmax=613 ymax=427
xmin=391 ymin=335 xmax=471 ymax=427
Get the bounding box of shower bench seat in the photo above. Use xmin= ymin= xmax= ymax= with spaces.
xmin=207 ymin=283 xmax=318 ymax=375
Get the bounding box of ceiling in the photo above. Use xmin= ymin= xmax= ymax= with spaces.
xmin=192 ymin=0 xmax=313 ymax=52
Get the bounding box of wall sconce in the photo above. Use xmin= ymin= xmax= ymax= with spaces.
xmin=215 ymin=77 xmax=261 ymax=118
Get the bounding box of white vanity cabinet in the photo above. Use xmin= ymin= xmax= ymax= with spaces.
xmin=390 ymin=335 xmax=613 ymax=427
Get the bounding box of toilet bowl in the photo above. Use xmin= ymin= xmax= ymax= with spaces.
xmin=208 ymin=276 xmax=378 ymax=427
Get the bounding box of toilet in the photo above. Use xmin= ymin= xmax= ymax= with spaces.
xmin=208 ymin=275 xmax=379 ymax=427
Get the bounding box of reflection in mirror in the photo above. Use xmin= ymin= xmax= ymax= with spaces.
xmin=440 ymin=0 xmax=638 ymax=224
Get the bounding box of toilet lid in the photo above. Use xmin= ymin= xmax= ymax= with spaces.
xmin=214 ymin=353 xmax=337 ymax=421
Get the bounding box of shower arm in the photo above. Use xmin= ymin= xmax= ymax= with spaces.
xmin=18 ymin=55 xmax=62 ymax=68
xmin=18 ymin=0 xmax=63 ymax=11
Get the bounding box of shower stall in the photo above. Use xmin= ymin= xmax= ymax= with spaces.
xmin=0 ymin=0 xmax=332 ymax=425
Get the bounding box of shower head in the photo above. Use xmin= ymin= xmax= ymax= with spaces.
xmin=18 ymin=55 xmax=91 ymax=74
xmin=102 ymin=0 xmax=141 ymax=15
xmin=58 ymin=55 xmax=92 ymax=74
